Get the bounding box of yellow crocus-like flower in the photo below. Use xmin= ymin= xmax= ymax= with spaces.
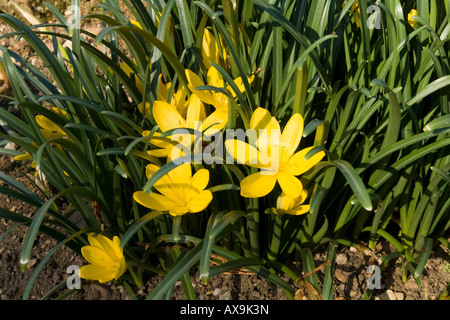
xmin=225 ymin=107 xmax=325 ymax=199
xmin=35 ymin=107 xmax=68 ymax=141
xmin=352 ymin=1 xmax=361 ymax=28
xmin=201 ymin=28 xmax=227 ymax=69
xmin=133 ymin=163 xmax=213 ymax=216
xmin=79 ymin=233 xmax=127 ymax=283
xmin=343 ymin=1 xmax=361 ymax=28
xmin=140 ymin=91 xmax=206 ymax=158
xmin=120 ymin=59 xmax=145 ymax=94
xmin=157 ymin=74 xmax=190 ymax=117
xmin=268 ymin=190 xmax=311 ymax=216
xmin=185 ymin=67 xmax=254 ymax=136
xmin=408 ymin=9 xmax=418 ymax=28
xmin=14 ymin=107 xmax=69 ymax=176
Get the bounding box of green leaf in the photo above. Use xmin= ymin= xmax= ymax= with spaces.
xmin=332 ymin=159 xmax=373 ymax=211
xmin=120 ymin=211 xmax=165 ymax=248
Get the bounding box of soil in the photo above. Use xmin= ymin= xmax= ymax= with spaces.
xmin=1 ymin=0 xmax=450 ymax=301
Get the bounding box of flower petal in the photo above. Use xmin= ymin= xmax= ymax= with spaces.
xmin=207 ymin=66 xmax=224 ymax=88
xmin=138 ymin=102 xmax=152 ymax=120
xmin=153 ymin=101 xmax=187 ymax=131
xmin=190 ymin=169 xmax=210 ymax=193
xmin=249 ymin=108 xmax=281 ymax=154
xmin=286 ymin=205 xmax=310 ymax=216
xmin=133 ymin=191 xmax=179 ymax=211
xmin=158 ymin=74 xmax=171 ymax=102
xmin=277 ymin=171 xmax=303 ymax=199
xmin=167 ymin=163 xmax=192 ymax=190
xmin=79 ymin=264 xmax=116 ymax=283
xmin=227 ymin=74 xmax=255 ymax=98
xmin=145 ymin=164 xmax=178 ymax=199
xmin=201 ymin=28 xmax=217 ymax=69
xmin=250 ymin=107 xmax=280 ymax=132
xmin=35 ymin=115 xmax=66 ymax=135
xmin=202 ymin=110 xmax=228 ymax=136
xmin=187 ymin=190 xmax=213 ymax=213
xmin=185 ymin=69 xmax=215 ymax=106
xmin=287 ymin=147 xmax=326 ymax=176
xmin=224 ymin=139 xmax=270 ymax=168
xmin=87 ymin=233 xmax=122 ymax=261
xmin=240 ymin=172 xmax=277 ymax=198
xmin=186 ymin=93 xmax=206 ymax=129
xmin=81 ymin=246 xmax=116 ymax=267
xmin=114 ymin=255 xmax=128 ymax=280
xmin=281 ymin=113 xmax=303 ymax=160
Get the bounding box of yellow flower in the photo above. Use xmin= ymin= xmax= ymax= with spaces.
xmin=140 ymin=91 xmax=206 ymax=158
xmin=408 ymin=9 xmax=418 ymax=28
xmin=225 ymin=108 xmax=325 ymax=199
xmin=157 ymin=74 xmax=190 ymax=117
xmin=14 ymin=108 xmax=69 ymax=176
xmin=185 ymin=67 xmax=254 ymax=136
xmin=201 ymin=28 xmax=227 ymax=69
xmin=133 ymin=163 xmax=213 ymax=216
xmin=35 ymin=107 xmax=68 ymax=141
xmin=79 ymin=233 xmax=127 ymax=283
xmin=120 ymin=59 xmax=145 ymax=94
xmin=269 ymin=190 xmax=311 ymax=216
xmin=343 ymin=1 xmax=361 ymax=28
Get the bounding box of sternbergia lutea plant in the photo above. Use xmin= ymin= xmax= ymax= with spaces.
xmin=0 ymin=0 xmax=448 ymax=300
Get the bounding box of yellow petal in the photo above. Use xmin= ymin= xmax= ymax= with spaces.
xmin=167 ymin=163 xmax=192 ymax=189
xmin=207 ymin=66 xmax=224 ymax=88
xmin=130 ymin=20 xmax=143 ymax=29
xmin=81 ymin=246 xmax=116 ymax=267
xmin=190 ymin=168 xmax=210 ymax=193
xmin=240 ymin=172 xmax=277 ymax=198
xmin=114 ymin=256 xmax=128 ymax=280
xmin=147 ymin=148 xmax=172 ymax=158
xmin=201 ymin=28 xmax=217 ymax=69
xmin=287 ymin=147 xmax=326 ymax=176
xmin=173 ymin=84 xmax=189 ymax=117
xmin=276 ymin=171 xmax=303 ymax=199
xmin=35 ymin=115 xmax=65 ymax=134
xmin=145 ymin=164 xmax=178 ymax=199
xmin=153 ymin=100 xmax=187 ymax=131
xmin=227 ymin=74 xmax=255 ymax=98
xmin=202 ymin=110 xmax=228 ymax=136
xmin=138 ymin=102 xmax=152 ymax=120
xmin=224 ymin=139 xmax=270 ymax=168
xmin=14 ymin=153 xmax=32 ymax=161
xmin=277 ymin=190 xmax=308 ymax=211
xmin=408 ymin=9 xmax=418 ymax=27
xmin=185 ymin=69 xmax=215 ymax=106
xmin=280 ymin=113 xmax=303 ymax=160
xmin=133 ymin=191 xmax=179 ymax=211
xmin=169 ymin=206 xmax=189 ymax=216
xmin=250 ymin=107 xmax=280 ymax=132
xmin=286 ymin=205 xmax=310 ymax=216
xmin=187 ymin=190 xmax=213 ymax=213
xmin=255 ymin=123 xmax=281 ymax=165
xmin=87 ymin=233 xmax=122 ymax=260
xmin=79 ymin=264 xmax=116 ymax=283
xmin=249 ymin=108 xmax=281 ymax=153
xmin=186 ymin=93 xmax=206 ymax=129
xmin=158 ymin=74 xmax=171 ymax=102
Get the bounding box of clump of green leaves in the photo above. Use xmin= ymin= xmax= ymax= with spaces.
xmin=0 ymin=0 xmax=448 ymax=300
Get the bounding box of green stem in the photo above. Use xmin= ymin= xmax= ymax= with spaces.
xmin=267 ymin=214 xmax=282 ymax=260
